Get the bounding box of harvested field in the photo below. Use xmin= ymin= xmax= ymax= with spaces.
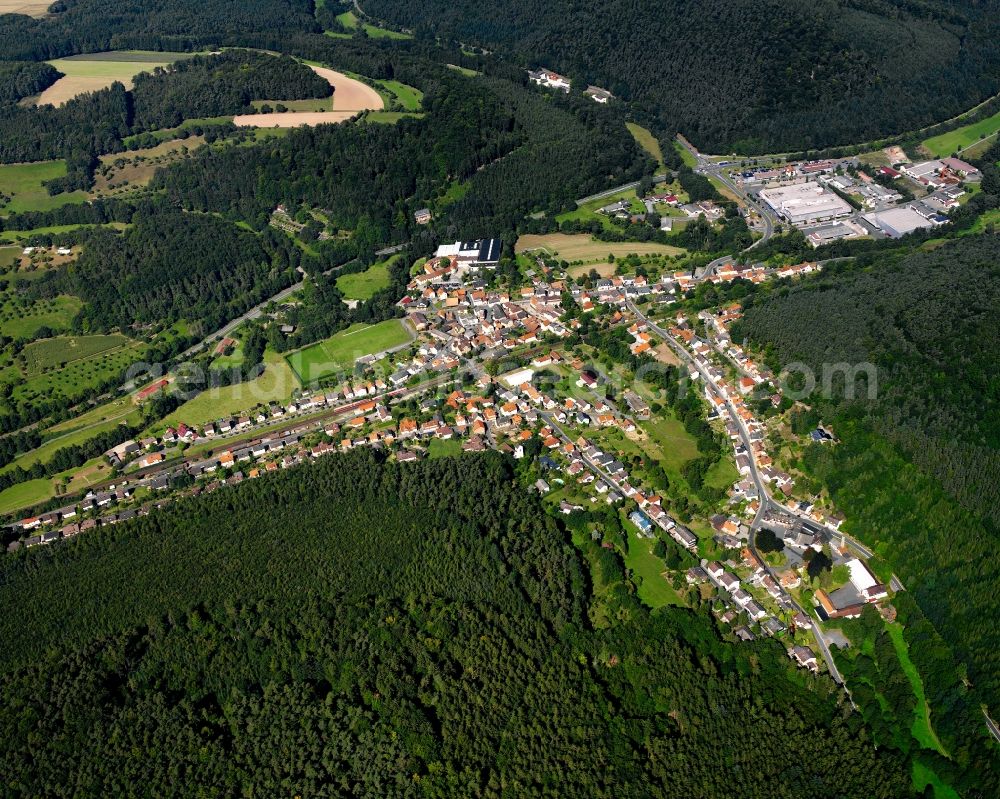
xmin=233 ymin=65 xmax=383 ymax=128
xmin=0 ymin=0 xmax=48 ymax=16
xmin=516 ymin=233 xmax=683 ymax=264
xmin=37 ymin=52 xmax=194 ymax=106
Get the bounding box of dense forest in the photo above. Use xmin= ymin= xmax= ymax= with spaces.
xmin=0 ymin=60 xmax=60 ymax=105
xmin=130 ymin=50 xmax=332 ymax=130
xmin=366 ymin=0 xmax=1000 ymax=152
xmin=0 ymin=0 xmax=319 ymax=62
xmin=152 ymin=67 xmax=649 ymax=245
xmin=731 ymin=233 xmax=1000 ymax=754
xmin=61 ymin=209 xmax=305 ymax=332
xmin=0 ymin=451 xmax=918 ymax=797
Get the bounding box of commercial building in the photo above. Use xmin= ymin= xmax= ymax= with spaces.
xmin=434 ymin=238 xmax=503 ymax=266
xmin=759 ymin=182 xmax=852 ymax=226
xmin=862 ymin=207 xmax=941 ymax=239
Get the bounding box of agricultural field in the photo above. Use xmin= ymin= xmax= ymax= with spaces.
xmin=286 ymin=320 xmax=411 ymax=383
xmin=159 ymin=349 xmax=300 ymax=429
xmin=37 ymin=51 xmax=196 ymax=107
xmin=516 ymin=233 xmax=684 ymax=264
xmin=3 ymin=334 xmax=146 ymax=408
xmin=92 ymin=137 xmax=205 ymax=196
xmin=336 ymin=254 xmax=398 ymax=300
xmin=377 ymin=80 xmax=423 ymax=111
xmin=922 ymin=108 xmax=1000 ymax=157
xmin=626 ymin=122 xmax=664 ymax=167
xmin=0 ymin=294 xmax=82 ymax=339
xmin=0 ymin=0 xmax=48 ymax=16
xmin=233 ymin=65 xmax=382 ymax=128
xmin=0 ymin=161 xmax=88 ymax=215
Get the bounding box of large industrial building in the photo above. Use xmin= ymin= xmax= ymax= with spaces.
xmin=433 ymin=238 xmax=503 ymax=266
xmin=759 ymin=182 xmax=853 ymax=225
xmin=862 ymin=207 xmax=941 ymax=239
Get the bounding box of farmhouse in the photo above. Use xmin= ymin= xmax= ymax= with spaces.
xmin=759 ymin=182 xmax=852 ymax=226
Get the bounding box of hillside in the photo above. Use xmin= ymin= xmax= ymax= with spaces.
xmin=364 ymin=0 xmax=1000 ymax=153
xmin=0 ymin=451 xmax=914 ymax=797
xmin=731 ymin=233 xmax=1000 ymax=782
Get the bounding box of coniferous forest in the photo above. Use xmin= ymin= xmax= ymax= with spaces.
xmin=0 ymin=451 xmax=917 ymax=798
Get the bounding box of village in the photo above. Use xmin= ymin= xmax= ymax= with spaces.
xmin=6 ymin=232 xmax=901 ymax=683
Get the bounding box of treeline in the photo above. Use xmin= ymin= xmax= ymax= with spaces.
xmin=365 ymin=0 xmax=1000 ymax=153
xmin=130 ymin=50 xmax=331 ymax=130
xmin=0 ymin=450 xmax=917 ymax=796
xmin=0 ymin=61 xmax=61 ymax=105
xmin=60 ymin=208 xmax=306 ymax=332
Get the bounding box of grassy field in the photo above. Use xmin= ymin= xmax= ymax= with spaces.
xmin=555 ymin=187 xmax=644 ymax=230
xmin=286 ymin=320 xmax=411 ymax=383
xmin=0 ymin=222 xmax=128 ymax=243
xmin=39 ymin=52 xmax=195 ymax=106
xmin=377 ymin=80 xmax=423 ymax=111
xmin=0 ymin=294 xmax=82 ymax=338
xmin=428 ymin=438 xmax=462 ymax=459
xmin=365 ymin=111 xmax=424 ymax=125
xmin=45 ymin=395 xmax=138 ymax=437
xmin=0 ymin=478 xmax=54 ymax=517
xmin=626 ymin=122 xmax=664 ymax=167
xmin=160 ymin=349 xmax=300 ymax=429
xmin=516 ymin=233 xmax=683 ymax=264
xmin=885 ymin=623 xmax=947 ymax=755
xmin=0 ymin=161 xmax=88 ymax=215
xmin=446 ymin=64 xmax=480 ymax=77
xmin=336 ymin=254 xmax=398 ymax=300
xmin=331 ymin=10 xmax=411 ymax=39
xmin=622 ymin=514 xmax=686 ymax=608
xmin=922 ymin=108 xmax=1000 ymax=157
xmin=675 ymin=140 xmax=698 ymax=168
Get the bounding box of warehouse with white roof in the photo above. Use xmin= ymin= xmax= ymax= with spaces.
xmin=759 ymin=182 xmax=853 ymax=225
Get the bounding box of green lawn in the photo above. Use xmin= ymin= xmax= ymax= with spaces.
xmin=923 ymin=108 xmax=1000 ymax=157
xmin=446 ymin=64 xmax=480 ymax=77
xmin=622 ymin=515 xmax=686 ymax=608
xmin=626 ymin=122 xmax=664 ymax=167
xmin=336 ymin=255 xmax=398 ymax=300
xmin=912 ymin=760 xmax=960 ymax=799
xmin=159 ymin=349 xmax=300 ymax=429
xmin=286 ymin=320 xmax=411 ymax=383
xmin=641 ymin=413 xmax=700 ymax=473
xmin=0 ymin=161 xmax=88 ymax=215
xmin=428 ymin=438 xmax=462 ymax=459
xmin=0 ymin=222 xmax=128 ymax=242
xmin=377 ymin=80 xmax=423 ymax=111
xmin=555 ymin=186 xmax=645 ymax=229
xmin=0 ymin=246 xmax=17 ymax=268
xmin=675 ymin=140 xmax=698 ymax=168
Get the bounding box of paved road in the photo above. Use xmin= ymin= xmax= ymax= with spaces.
xmin=628 ymin=299 xmax=847 ymax=684
xmin=984 ymin=710 xmax=1000 ymax=744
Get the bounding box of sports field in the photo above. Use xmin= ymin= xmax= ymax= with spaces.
xmin=0 ymin=161 xmax=88 ymax=215
xmin=37 ymin=51 xmax=195 ymax=106
xmin=336 ymin=254 xmax=398 ymax=300
xmin=922 ymin=109 xmax=1000 ymax=157
xmin=516 ymin=233 xmax=684 ymax=264
xmin=286 ymin=320 xmax=411 ymax=383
